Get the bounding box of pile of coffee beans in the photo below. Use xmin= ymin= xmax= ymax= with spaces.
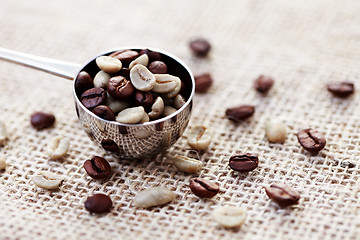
xmin=75 ymin=49 xmax=189 ymax=124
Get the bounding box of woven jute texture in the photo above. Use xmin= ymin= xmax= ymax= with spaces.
xmin=0 ymin=0 xmax=359 ymax=239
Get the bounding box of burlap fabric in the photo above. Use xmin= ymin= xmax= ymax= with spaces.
xmin=0 ymin=0 xmax=359 ymax=239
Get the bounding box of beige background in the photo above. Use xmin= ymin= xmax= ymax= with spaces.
xmin=0 ymin=0 xmax=359 ymax=239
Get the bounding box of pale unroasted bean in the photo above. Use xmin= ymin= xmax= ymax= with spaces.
xmin=174 ymin=94 xmax=186 ymax=109
xmin=163 ymin=76 xmax=181 ymax=98
xmin=152 ymin=74 xmax=179 ymax=93
xmin=139 ymin=112 xmax=150 ymax=123
xmin=115 ymin=106 xmax=145 ymax=124
xmin=134 ymin=186 xmax=175 ymax=208
xmin=212 ymin=206 xmax=247 ymax=228
xmin=93 ymin=70 xmax=111 ymax=89
xmin=173 ymin=154 xmax=203 ymax=173
xmin=148 ymin=97 xmax=164 ymax=119
xmin=32 ymin=171 xmax=63 ymax=190
xmin=265 ymin=121 xmax=287 ymax=143
xmin=129 ymin=54 xmax=149 ymax=69
xmin=0 ymin=157 xmax=6 ymax=170
xmin=95 ymin=56 xmax=122 ymax=73
xmin=106 ymin=94 xmax=130 ymax=113
xmin=188 ymin=125 xmax=212 ymax=150
xmin=0 ymin=121 xmax=7 ymax=145
xmin=163 ymin=106 xmax=177 ymax=117
xmin=130 ymin=64 xmax=156 ymax=91
xmin=46 ymin=136 xmax=70 ymax=159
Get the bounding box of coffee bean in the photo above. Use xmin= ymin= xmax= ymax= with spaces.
xmin=173 ymin=154 xmax=203 ymax=173
xmin=0 ymin=121 xmax=8 ymax=145
xmin=129 ymin=54 xmax=149 ymax=69
xmin=229 ymin=153 xmax=259 ymax=172
xmin=212 ymin=206 xmax=247 ymax=228
xmin=134 ymin=187 xmax=175 ymax=208
xmin=101 ymin=139 xmax=120 ymax=152
xmin=162 ymin=76 xmax=181 ymax=99
xmin=119 ymin=67 xmax=130 ymax=79
xmin=189 ymin=178 xmax=219 ymax=198
xmin=139 ymin=112 xmax=150 ymax=123
xmin=152 ymin=74 xmax=179 ymax=94
xmin=130 ymin=64 xmax=156 ymax=91
xmin=189 ymin=38 xmax=211 ymax=56
xmin=75 ymin=71 xmax=93 ymax=94
xmin=93 ymin=70 xmax=111 ymax=89
xmin=139 ymin=49 xmax=162 ymax=62
xmin=32 ymin=171 xmax=63 ymax=190
xmin=84 ymin=193 xmax=112 ymax=213
xmin=110 ymin=49 xmax=139 ymax=65
xmin=163 ymin=106 xmax=177 ymax=117
xmin=92 ymin=105 xmax=115 ymax=121
xmin=297 ymin=128 xmax=326 ymax=153
xmin=225 ymin=105 xmax=255 ymax=121
xmin=327 ymin=81 xmax=354 ymax=98
xmin=265 ymin=121 xmax=287 ymax=143
xmin=194 ymin=73 xmax=212 ymax=93
xmin=106 ymin=94 xmax=130 ymax=113
xmin=265 ymin=183 xmax=300 ymax=207
xmin=46 ymin=136 xmax=70 ymax=160
xmin=254 ymin=75 xmax=274 ymax=93
xmin=115 ymin=106 xmax=145 ymax=124
xmin=134 ymin=91 xmax=153 ymax=108
xmin=30 ymin=112 xmax=56 ymax=130
xmin=84 ymin=156 xmax=111 ymax=179
xmin=187 ymin=125 xmax=213 ymax=151
xmin=95 ymin=56 xmax=122 ymax=74
xmin=148 ymin=61 xmax=168 ymax=74
xmin=107 ymin=76 xmax=135 ymax=100
xmin=148 ymin=97 xmax=164 ymax=119
xmin=80 ymin=87 xmax=107 ymax=110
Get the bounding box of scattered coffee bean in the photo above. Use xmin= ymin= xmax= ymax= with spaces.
xmin=130 ymin=64 xmax=156 ymax=91
xmin=189 ymin=38 xmax=211 ymax=56
xmin=187 ymin=125 xmax=212 ymax=150
xmin=134 ymin=187 xmax=175 ymax=208
xmin=265 ymin=183 xmax=300 ymax=207
xmin=92 ymin=105 xmax=115 ymax=121
xmin=46 ymin=136 xmax=70 ymax=160
xmin=0 ymin=121 xmax=8 ymax=145
xmin=327 ymin=81 xmax=355 ymax=98
xmin=254 ymin=75 xmax=274 ymax=93
xmin=265 ymin=121 xmax=287 ymax=143
xmin=30 ymin=112 xmax=56 ymax=130
xmin=297 ymin=128 xmax=326 ymax=153
xmin=0 ymin=156 xmax=6 ymax=170
xmin=134 ymin=91 xmax=153 ymax=108
xmin=110 ymin=49 xmax=139 ymax=65
xmin=115 ymin=106 xmax=145 ymax=124
xmin=152 ymin=74 xmax=179 ymax=94
xmin=75 ymin=71 xmax=93 ymax=94
xmin=194 ymin=73 xmax=212 ymax=93
xmin=139 ymin=49 xmax=162 ymax=62
xmin=32 ymin=171 xmax=63 ymax=190
xmin=229 ymin=153 xmax=259 ymax=172
xmin=148 ymin=97 xmax=164 ymax=119
xmin=95 ymin=56 xmax=122 ymax=73
xmin=225 ymin=105 xmax=255 ymax=122
xmin=84 ymin=193 xmax=112 ymax=213
xmin=93 ymin=70 xmax=111 ymax=89
xmin=340 ymin=161 xmax=355 ymax=168
xmin=80 ymin=87 xmax=107 ymax=110
xmin=190 ymin=178 xmax=219 ymax=198
xmin=107 ymin=76 xmax=135 ymax=100
xmin=173 ymin=154 xmax=203 ymax=173
xmin=148 ymin=61 xmax=168 ymax=74
xmin=212 ymin=206 xmax=247 ymax=228
xmin=129 ymin=54 xmax=149 ymax=69
xmin=84 ymin=156 xmax=111 ymax=179
xmin=174 ymin=94 xmax=186 ymax=109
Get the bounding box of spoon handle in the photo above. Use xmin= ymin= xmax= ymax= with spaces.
xmin=0 ymin=47 xmax=82 ymax=80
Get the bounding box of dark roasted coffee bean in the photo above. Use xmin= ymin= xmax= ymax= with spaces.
xmin=80 ymin=87 xmax=107 ymax=110
xmin=75 ymin=71 xmax=93 ymax=95
xmin=92 ymin=105 xmax=115 ymax=121
xmin=101 ymin=139 xmax=120 ymax=152
xmin=225 ymin=105 xmax=255 ymax=121
xmin=229 ymin=153 xmax=259 ymax=172
xmin=195 ymin=73 xmax=212 ymax=93
xmin=189 ymin=38 xmax=211 ymax=56
xmin=148 ymin=61 xmax=168 ymax=74
xmin=254 ymin=75 xmax=274 ymax=93
xmin=265 ymin=183 xmax=300 ymax=207
xmin=119 ymin=67 xmax=130 ymax=79
xmin=84 ymin=193 xmax=112 ymax=213
xmin=107 ymin=76 xmax=135 ymax=100
xmin=297 ymin=129 xmax=326 ymax=153
xmin=84 ymin=156 xmax=111 ymax=179
xmin=30 ymin=112 xmax=55 ymax=130
xmin=327 ymin=81 xmax=354 ymax=98
xmin=139 ymin=49 xmax=162 ymax=62
xmin=134 ymin=91 xmax=153 ymax=108
xmin=189 ymin=178 xmax=219 ymax=198
xmin=109 ymin=49 xmax=139 ymax=65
